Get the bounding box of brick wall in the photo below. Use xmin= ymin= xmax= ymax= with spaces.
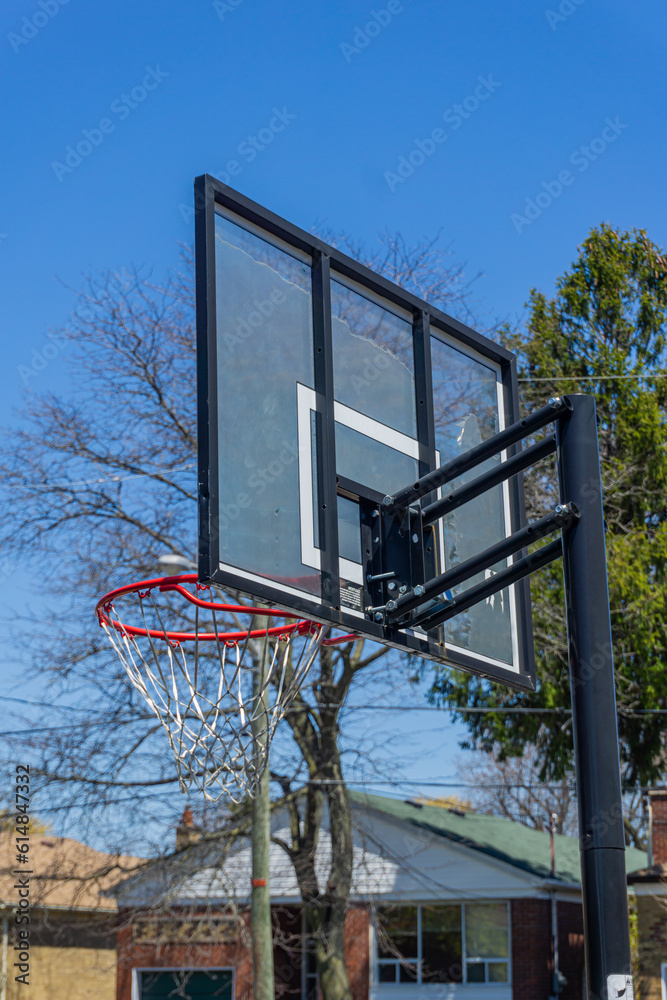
xmin=117 ymin=904 xmax=369 ymax=1000
xmin=634 ymin=894 xmax=667 ymax=1000
xmin=2 ymin=910 xmax=116 ymax=1000
xmin=511 ymin=898 xmax=552 ymax=1000
xmin=344 ymin=905 xmax=370 ymax=1000
xmin=557 ymin=900 xmax=585 ymax=1000
xmin=118 ymin=897 xmax=589 ymax=1000
xmin=116 ymin=909 xmax=253 ymax=1000
xmin=5 ymin=944 xmax=116 ymax=1000
xmin=650 ymin=790 xmax=667 ymax=866
xmin=510 ymin=897 xmax=584 ymax=1000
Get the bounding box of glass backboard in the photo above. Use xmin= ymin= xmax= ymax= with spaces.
xmin=195 ymin=176 xmax=535 ymax=689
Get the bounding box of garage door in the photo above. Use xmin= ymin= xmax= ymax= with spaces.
xmin=140 ymin=970 xmax=233 ymax=999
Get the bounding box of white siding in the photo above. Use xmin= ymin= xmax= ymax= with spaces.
xmin=117 ymin=801 xmax=538 ymax=907
xmin=370 ymin=986 xmax=511 ymax=1000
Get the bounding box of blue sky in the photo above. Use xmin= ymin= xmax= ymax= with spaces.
xmin=1 ymin=0 xmax=665 ymax=835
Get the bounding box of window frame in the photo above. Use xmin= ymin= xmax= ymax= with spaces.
xmin=132 ymin=966 xmax=235 ymax=1000
xmin=373 ymin=901 xmax=512 ymax=987
xmin=302 ymin=909 xmax=319 ymax=1000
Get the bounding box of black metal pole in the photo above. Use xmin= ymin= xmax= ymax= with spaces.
xmin=556 ymin=395 xmax=632 ymax=1000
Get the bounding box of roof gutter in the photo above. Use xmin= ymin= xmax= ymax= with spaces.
xmin=536 ymin=878 xmax=581 ymax=892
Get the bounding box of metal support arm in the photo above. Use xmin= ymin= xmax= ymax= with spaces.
xmin=387 ymin=503 xmax=577 ymax=622
xmin=384 ymin=396 xmax=571 ymax=511
xmin=408 ymin=537 xmax=563 ymax=631
xmin=422 ymin=434 xmax=557 ymax=525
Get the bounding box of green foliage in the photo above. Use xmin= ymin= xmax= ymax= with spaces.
xmin=628 ymin=897 xmax=640 ymax=990
xmin=429 ymin=224 xmax=667 ymax=790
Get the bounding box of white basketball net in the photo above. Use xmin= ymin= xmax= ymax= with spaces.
xmin=99 ymin=584 xmax=326 ymax=803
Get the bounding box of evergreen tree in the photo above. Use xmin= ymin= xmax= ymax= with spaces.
xmin=429 ymin=224 xmax=667 ymax=829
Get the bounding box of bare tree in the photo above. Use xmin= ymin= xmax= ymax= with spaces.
xmin=456 ymin=747 xmax=577 ymax=835
xmin=0 ymin=234 xmax=477 ymax=1000
xmin=456 ymin=747 xmax=648 ymax=847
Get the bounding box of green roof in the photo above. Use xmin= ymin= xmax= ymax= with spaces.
xmin=350 ymin=791 xmax=647 ymax=884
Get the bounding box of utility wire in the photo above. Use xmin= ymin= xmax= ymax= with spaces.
xmin=310 ymin=779 xmax=576 ymax=790
xmin=1 ymin=695 xmax=105 ymax=714
xmin=32 ymin=779 xmax=655 ymax=803
xmin=519 ymin=373 xmax=667 ymax=382
xmin=3 ymin=696 xmax=667 ymax=721
xmin=303 ymin=703 xmax=667 ymax=716
xmin=0 ymin=724 xmax=96 ymax=737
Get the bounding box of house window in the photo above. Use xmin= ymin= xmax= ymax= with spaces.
xmin=377 ymin=905 xmax=420 ymax=983
xmin=422 ymin=904 xmax=463 ymax=983
xmin=302 ymin=911 xmax=319 ymax=1000
xmin=303 ymin=936 xmax=319 ymax=1000
xmin=375 ymin=902 xmax=509 ymax=986
xmin=464 ymin=903 xmax=509 ymax=983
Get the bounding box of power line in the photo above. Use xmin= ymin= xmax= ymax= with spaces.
xmin=3 ymin=695 xmax=667 ymax=719
xmin=1 ymin=695 xmax=105 ymax=714
xmin=312 ymin=779 xmax=577 ymax=790
xmin=338 ymin=705 xmax=568 ymax=713
xmin=321 ymin=703 xmax=667 ymax=716
xmin=538 ymin=372 xmax=667 ymax=381
xmin=0 ymin=724 xmax=93 ymax=737
xmin=19 ymin=777 xmax=652 ymax=799
xmin=308 ymin=778 xmax=651 ymax=792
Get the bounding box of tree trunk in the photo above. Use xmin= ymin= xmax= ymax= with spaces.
xmin=276 ymin=642 xmax=369 ymax=1000
xmin=316 ymin=923 xmax=352 ymax=1000
xmin=315 ymin=722 xmax=353 ymax=1000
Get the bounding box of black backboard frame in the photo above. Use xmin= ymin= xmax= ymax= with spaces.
xmin=195 ymin=174 xmax=536 ymax=691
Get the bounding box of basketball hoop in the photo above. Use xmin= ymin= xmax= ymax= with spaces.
xmin=96 ymin=574 xmax=355 ymax=803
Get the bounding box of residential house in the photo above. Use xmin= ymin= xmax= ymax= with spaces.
xmin=112 ymin=792 xmax=647 ymax=1000
xmin=627 ymin=788 xmax=667 ymax=1000
xmin=0 ymin=831 xmax=141 ymax=1000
